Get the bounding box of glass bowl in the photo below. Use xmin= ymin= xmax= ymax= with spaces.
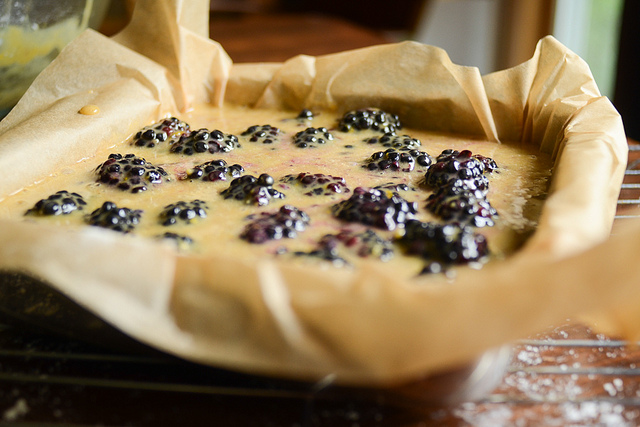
xmin=0 ymin=0 xmax=108 ymax=117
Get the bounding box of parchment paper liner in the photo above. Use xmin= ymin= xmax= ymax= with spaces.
xmin=0 ymin=0 xmax=630 ymax=385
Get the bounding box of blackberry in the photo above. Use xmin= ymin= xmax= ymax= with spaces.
xmin=86 ymin=201 xmax=142 ymax=233
xmin=241 ymin=125 xmax=282 ymax=144
xmin=133 ymin=117 xmax=190 ymax=148
xmin=186 ymin=159 xmax=244 ymax=182
xmin=292 ymin=246 xmax=348 ymax=267
xmin=424 ymin=149 xmax=492 ymax=191
xmin=25 ymin=190 xmax=86 ymax=216
xmin=435 ymin=150 xmax=498 ymax=174
xmin=365 ymin=133 xmax=421 ymax=150
xmin=296 ymin=109 xmax=314 ymax=121
xmin=473 ymin=154 xmax=498 ymax=173
xmin=157 ymin=232 xmax=194 ymax=251
xmin=95 ymin=153 xmax=168 ymax=193
xmin=221 ymin=173 xmax=285 ymax=206
xmin=420 ymin=262 xmax=446 ymax=275
xmin=338 ymin=108 xmax=401 ymax=134
xmin=280 ymin=172 xmax=349 ymax=196
xmin=241 ymin=205 xmax=310 ymax=244
xmin=159 ymin=200 xmax=208 ymax=226
xmin=332 ymin=187 xmax=417 ymax=231
xmin=319 ymin=229 xmax=394 ymax=261
xmin=364 ymin=148 xmax=433 ymax=172
xmin=170 ymin=128 xmax=239 ymax=155
xmin=397 ymin=219 xmax=489 ymax=265
xmin=437 ymin=149 xmax=495 ymax=166
xmin=374 ymin=182 xmax=414 ymax=192
xmin=426 ymin=183 xmax=497 ymax=228
xmin=293 ymin=127 xmax=334 ymax=148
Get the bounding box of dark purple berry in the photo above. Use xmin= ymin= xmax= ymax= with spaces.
xmin=159 ymin=200 xmax=208 ymax=226
xmin=280 ymin=172 xmax=350 ymax=196
xmin=26 ymin=190 xmax=87 ymax=216
xmin=474 ymin=154 xmax=499 ymax=173
xmin=338 ymin=108 xmax=401 ymax=134
xmin=85 ymin=201 xmax=142 ymax=233
xmin=397 ymin=219 xmax=489 ymax=265
xmin=133 ymin=117 xmax=190 ymax=148
xmin=332 ymin=187 xmax=417 ymax=231
xmin=170 ymin=128 xmax=239 ymax=155
xmin=95 ymin=154 xmax=168 ymax=193
xmin=424 ymin=149 xmax=494 ymax=191
xmin=157 ymin=232 xmax=194 ymax=250
xmin=241 ymin=124 xmax=282 ymax=144
xmin=318 ymin=229 xmax=394 ymax=261
xmin=186 ymin=159 xmax=244 ymax=182
xmin=241 ymin=205 xmax=310 ymax=244
xmin=221 ymin=173 xmax=285 ymax=206
xmin=364 ymin=148 xmax=432 ymax=172
xmin=365 ymin=133 xmax=420 ymax=150
xmin=296 ymin=109 xmax=314 ymax=120
xmin=293 ymin=127 xmax=334 ymax=148
xmin=426 ymin=182 xmax=497 ymax=227
xmin=292 ymin=247 xmax=348 ymax=267
xmin=374 ymin=182 xmax=414 ymax=192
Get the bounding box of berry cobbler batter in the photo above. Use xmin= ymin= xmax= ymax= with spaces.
xmin=0 ymin=104 xmax=553 ymax=279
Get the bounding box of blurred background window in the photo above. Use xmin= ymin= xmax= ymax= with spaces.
xmin=408 ymin=0 xmax=635 ymax=139
xmin=412 ymin=0 xmax=624 ymax=100
xmin=553 ymin=0 xmax=624 ymax=99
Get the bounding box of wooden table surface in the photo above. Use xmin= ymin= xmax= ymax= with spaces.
xmin=1 ymin=11 xmax=639 ymax=426
xmin=209 ymin=13 xmax=396 ymax=63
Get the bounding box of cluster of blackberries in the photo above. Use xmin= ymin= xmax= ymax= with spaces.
xmin=374 ymin=182 xmax=413 ymax=192
xmin=331 ymin=187 xmax=417 ymax=231
xmin=425 ymin=149 xmax=494 ymax=191
xmin=321 ymin=229 xmax=394 ymax=261
xmin=186 ymin=159 xmax=244 ymax=182
xmin=170 ymin=129 xmax=240 ymax=155
xmin=280 ymin=172 xmax=349 ymax=196
xmin=364 ymin=148 xmax=433 ymax=172
xmin=296 ymin=109 xmax=314 ymax=121
xmin=241 ymin=125 xmax=282 ymax=144
xmin=397 ymin=219 xmax=489 ymax=269
xmin=221 ymin=174 xmax=285 ymax=206
xmin=133 ymin=117 xmax=190 ymax=148
xmin=424 ymin=149 xmax=498 ymax=227
xmin=293 ymin=127 xmax=334 ymax=148
xmin=157 ymin=232 xmax=194 ymax=250
xmin=85 ymin=201 xmax=142 ymax=233
xmin=292 ymin=228 xmax=394 ymax=266
xmin=338 ymin=108 xmax=401 ymax=134
xmin=426 ymin=183 xmax=497 ymax=228
xmin=159 ymin=200 xmax=208 ymax=226
xmin=95 ymin=153 xmax=168 ymax=193
xmin=292 ymin=245 xmax=348 ymax=267
xmin=390 ymin=149 xmax=499 ymax=272
xmin=241 ymin=205 xmax=310 ymax=244
xmin=364 ymin=133 xmax=421 ymax=150
xmin=26 ymin=191 xmax=87 ymax=216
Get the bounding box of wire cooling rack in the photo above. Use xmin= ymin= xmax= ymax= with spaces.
xmin=615 ymin=144 xmax=640 ymax=220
